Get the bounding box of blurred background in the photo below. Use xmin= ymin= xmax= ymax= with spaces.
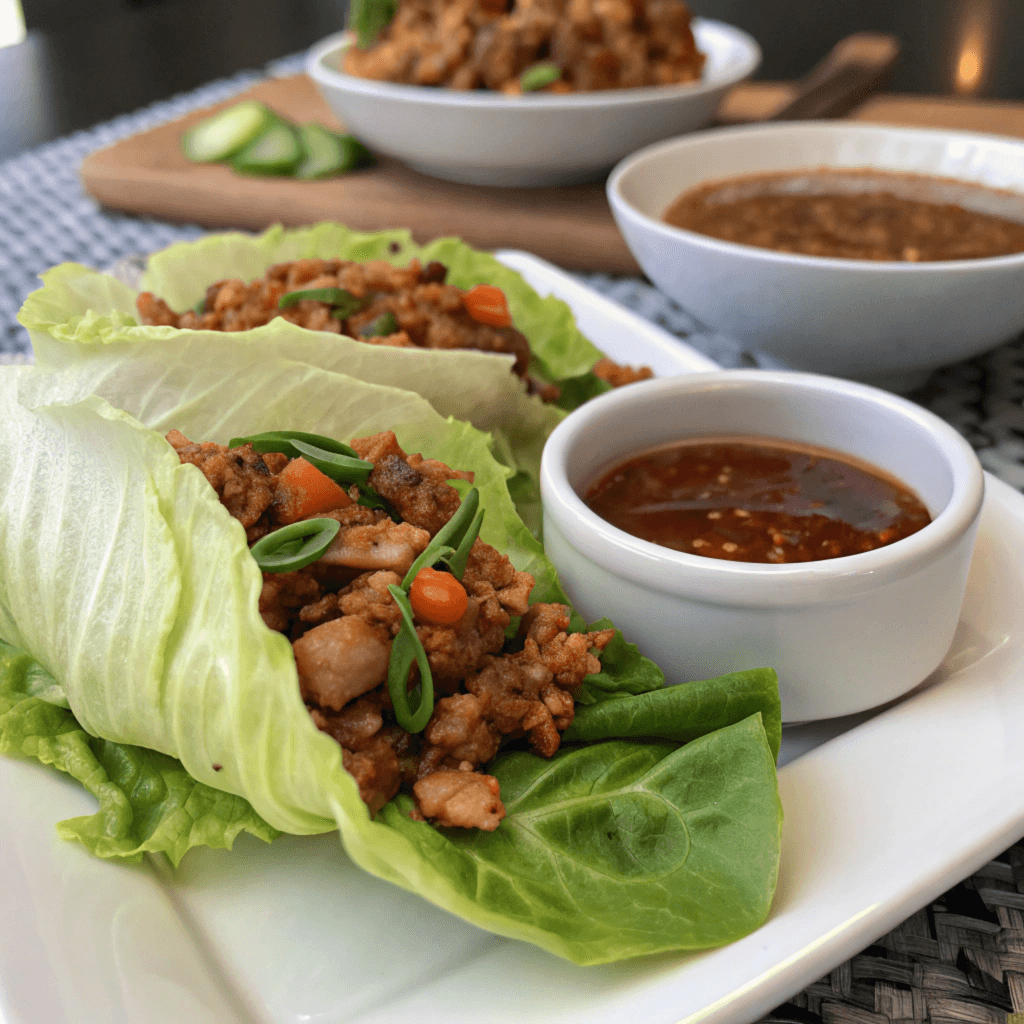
xmin=0 ymin=0 xmax=1020 ymax=160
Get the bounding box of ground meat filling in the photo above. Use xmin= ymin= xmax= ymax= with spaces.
xmin=171 ymin=427 xmax=615 ymax=831
xmin=343 ymin=0 xmax=706 ymax=94
xmin=137 ymin=258 xmax=650 ymax=402
xmin=138 ymin=257 xmax=532 ymax=375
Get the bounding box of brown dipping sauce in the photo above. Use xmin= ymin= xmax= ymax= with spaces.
xmin=584 ymin=437 xmax=931 ymax=564
xmin=663 ymin=168 xmax=1024 ymax=262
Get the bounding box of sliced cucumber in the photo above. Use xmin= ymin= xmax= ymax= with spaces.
xmin=181 ymin=101 xmax=272 ymax=163
xmin=230 ymin=117 xmax=303 ymax=176
xmin=295 ymin=123 xmax=373 ymax=180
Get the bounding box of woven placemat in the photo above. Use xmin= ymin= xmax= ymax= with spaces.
xmin=763 ymin=839 xmax=1024 ymax=1024
xmin=1 ymin=48 xmax=1023 ymax=1024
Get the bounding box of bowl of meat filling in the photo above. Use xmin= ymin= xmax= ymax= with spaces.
xmin=608 ymin=122 xmax=1024 ymax=390
xmin=305 ymin=1 xmax=760 ymax=186
xmin=541 ymin=370 xmax=985 ymax=722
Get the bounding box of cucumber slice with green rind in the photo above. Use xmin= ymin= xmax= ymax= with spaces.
xmin=230 ymin=118 xmax=303 ymax=176
xmin=295 ymin=124 xmax=374 ymax=180
xmin=181 ymin=101 xmax=272 ymax=163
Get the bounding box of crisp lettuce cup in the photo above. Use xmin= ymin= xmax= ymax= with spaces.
xmin=0 ymin=357 xmax=782 ymax=965
xmin=18 ymin=224 xmax=618 ymax=532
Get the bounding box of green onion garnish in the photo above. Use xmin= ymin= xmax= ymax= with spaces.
xmin=387 ymin=584 xmax=434 ymax=732
xmin=290 ymin=439 xmax=373 ymax=485
xmin=520 ymin=62 xmax=561 ymax=92
xmin=359 ymin=311 xmax=398 ymax=337
xmin=278 ymin=287 xmax=368 ymax=319
xmin=401 ymin=487 xmax=481 ymax=588
xmin=349 ymin=0 xmax=399 ymax=49
xmin=230 ymin=430 xmax=365 ymax=463
xmin=446 ymin=507 xmax=484 ymax=580
xmin=251 ymin=518 xmax=340 ymax=573
xmin=192 ymin=297 xmax=207 ymax=315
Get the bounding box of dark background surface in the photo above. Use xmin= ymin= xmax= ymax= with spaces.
xmin=1 ymin=0 xmax=1020 ymax=161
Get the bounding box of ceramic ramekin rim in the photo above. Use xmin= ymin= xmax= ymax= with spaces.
xmin=606 ymin=121 xmax=1024 ymax=273
xmin=540 ymin=370 xmax=985 ymax=608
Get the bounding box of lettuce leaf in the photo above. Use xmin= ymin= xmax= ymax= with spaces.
xmin=0 ymin=639 xmax=278 ymax=864
xmin=0 ymin=361 xmax=781 ymax=964
xmin=18 ymin=224 xmax=606 ymax=531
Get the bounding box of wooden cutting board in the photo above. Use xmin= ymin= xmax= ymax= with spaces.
xmin=80 ymin=74 xmax=1024 ymax=275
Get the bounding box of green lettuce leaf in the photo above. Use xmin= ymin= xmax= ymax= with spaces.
xmin=565 ymin=667 xmax=783 ymax=763
xmin=0 ymin=361 xmax=780 ymax=964
xmin=18 ymin=224 xmax=607 ymax=531
xmin=0 ymin=639 xmax=278 ymax=864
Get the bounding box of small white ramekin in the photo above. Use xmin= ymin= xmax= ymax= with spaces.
xmin=540 ymin=371 xmax=985 ymax=722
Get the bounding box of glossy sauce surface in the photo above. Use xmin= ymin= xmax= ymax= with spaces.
xmin=584 ymin=437 xmax=932 ymax=563
xmin=663 ymin=168 xmax=1024 ymax=262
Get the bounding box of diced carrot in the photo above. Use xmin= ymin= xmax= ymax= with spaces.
xmin=274 ymin=457 xmax=352 ymax=524
xmin=463 ymin=284 xmax=513 ymax=328
xmin=409 ymin=567 xmax=468 ymax=625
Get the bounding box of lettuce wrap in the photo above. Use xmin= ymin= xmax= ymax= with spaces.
xmin=0 ymin=357 xmax=782 ymax=965
xmin=18 ymin=223 xmax=619 ymax=532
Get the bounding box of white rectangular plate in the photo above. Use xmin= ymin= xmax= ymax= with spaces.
xmin=2 ymin=251 xmax=1023 ymax=1024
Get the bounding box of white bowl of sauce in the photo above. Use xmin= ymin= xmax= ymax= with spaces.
xmin=540 ymin=370 xmax=985 ymax=722
xmin=606 ymin=122 xmax=1024 ymax=390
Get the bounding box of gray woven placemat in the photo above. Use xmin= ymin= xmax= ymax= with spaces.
xmin=1 ymin=49 xmax=1023 ymax=1024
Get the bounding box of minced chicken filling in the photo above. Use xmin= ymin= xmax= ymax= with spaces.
xmin=138 ymin=257 xmax=652 ymax=401
xmin=169 ymin=427 xmax=614 ymax=830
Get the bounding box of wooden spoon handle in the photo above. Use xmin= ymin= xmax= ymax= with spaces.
xmin=769 ymin=32 xmax=902 ymax=121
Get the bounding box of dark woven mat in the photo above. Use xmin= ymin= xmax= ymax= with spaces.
xmin=763 ymin=840 xmax=1024 ymax=1024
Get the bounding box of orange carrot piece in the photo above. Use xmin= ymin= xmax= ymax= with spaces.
xmin=274 ymin=457 xmax=352 ymax=525
xmin=463 ymin=284 xmax=513 ymax=328
xmin=409 ymin=567 xmax=468 ymax=626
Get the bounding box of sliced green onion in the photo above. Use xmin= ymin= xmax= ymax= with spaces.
xmin=278 ymin=287 xmax=367 ymax=319
xmin=359 ymin=311 xmax=398 ymax=337
xmin=387 ymin=584 xmax=434 ymax=732
xmin=181 ymin=101 xmax=272 ymax=162
xmin=290 ymin=439 xmax=373 ymax=485
xmin=354 ymin=484 xmax=391 ymax=513
xmin=251 ymin=518 xmax=340 ymax=573
xmin=445 ymin=507 xmax=484 ymax=581
xmin=229 ymin=430 xmax=362 ymax=461
xmin=520 ymin=62 xmax=562 ymax=92
xmin=349 ymin=0 xmax=399 ymax=49
xmin=400 ymin=487 xmax=480 ymax=590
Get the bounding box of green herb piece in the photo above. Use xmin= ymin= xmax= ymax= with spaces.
xmin=445 ymin=507 xmax=483 ymax=580
xmin=229 ymin=116 xmax=303 ymax=176
xmin=401 ymin=487 xmax=480 ymax=589
xmin=229 ymin=429 xmax=362 ymax=462
xmin=348 ymin=0 xmax=398 ymax=49
xmin=520 ymin=62 xmax=562 ymax=93
xmin=250 ymin=518 xmax=340 ymax=574
xmin=278 ymin=287 xmax=367 ymax=319
xmin=296 ymin=123 xmax=374 ymax=180
xmin=289 ymin=439 xmax=373 ymax=485
xmin=181 ymin=101 xmax=272 ymax=163
xmin=386 ymin=585 xmax=434 ymax=732
xmin=192 ymin=297 xmax=207 ymax=315
xmin=359 ymin=311 xmax=398 ymax=337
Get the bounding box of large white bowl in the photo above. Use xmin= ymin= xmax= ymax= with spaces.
xmin=540 ymin=371 xmax=985 ymax=722
xmin=305 ymin=21 xmax=760 ymax=187
xmin=607 ymin=122 xmax=1024 ymax=390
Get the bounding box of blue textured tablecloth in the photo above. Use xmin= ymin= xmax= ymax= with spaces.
xmin=2 ymin=51 xmax=1023 ymax=488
